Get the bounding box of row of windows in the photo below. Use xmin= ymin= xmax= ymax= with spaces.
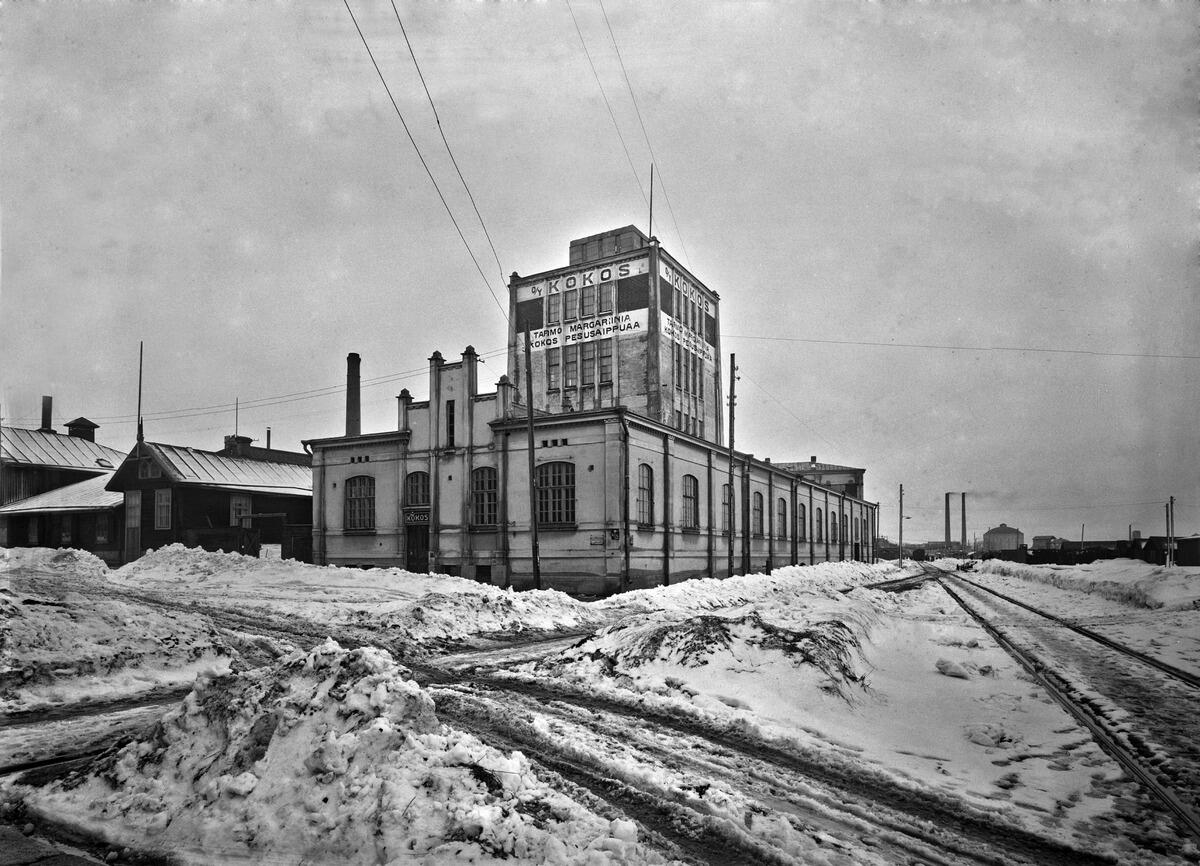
xmin=637 ymin=464 xmax=870 ymax=541
xmin=547 ymin=341 xmax=614 ymax=391
xmin=343 ymin=464 xmax=871 ymax=541
xmin=546 ymin=282 xmax=615 ymax=325
xmin=344 ymin=464 xmax=570 ymax=531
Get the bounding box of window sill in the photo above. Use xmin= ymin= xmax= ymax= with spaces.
xmin=469 ymin=524 xmax=500 ymax=533
xmin=635 ymin=523 xmax=655 ymax=531
xmin=344 ymin=529 xmax=377 ymax=536
xmin=540 ymin=522 xmax=578 ymax=532
xmin=680 ymin=527 xmax=701 ymax=535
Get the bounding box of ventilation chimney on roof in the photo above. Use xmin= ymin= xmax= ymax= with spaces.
xmin=810 ymin=455 xmax=816 ymax=464
xmin=39 ymin=396 xmax=54 ymax=433
xmin=346 ymin=353 xmax=361 ymax=437
xmin=66 ymin=418 xmax=99 ymax=442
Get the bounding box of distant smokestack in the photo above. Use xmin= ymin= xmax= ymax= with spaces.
xmin=945 ymin=493 xmax=951 ymax=547
xmin=810 ymin=455 xmax=816 ymax=464
xmin=39 ymin=396 xmax=53 ymax=433
xmin=266 ymin=427 xmax=272 ymax=449
xmin=346 ymin=353 xmax=361 ymax=437
xmin=961 ymin=492 xmax=967 ymax=552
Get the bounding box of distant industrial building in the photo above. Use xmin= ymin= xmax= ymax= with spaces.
xmin=305 ymin=228 xmax=879 ymax=594
xmin=982 ymin=523 xmax=1024 ymax=553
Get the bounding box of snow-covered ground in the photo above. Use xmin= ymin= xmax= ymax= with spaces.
xmin=2 ymin=546 xmax=1197 ymax=863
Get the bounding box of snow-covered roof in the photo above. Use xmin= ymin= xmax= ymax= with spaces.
xmin=115 ymin=442 xmax=312 ymax=497
xmin=0 ymin=473 xmax=123 ymax=515
xmin=0 ymin=426 xmax=125 ymax=472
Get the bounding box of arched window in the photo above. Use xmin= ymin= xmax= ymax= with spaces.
xmin=797 ymin=503 xmax=807 ymax=541
xmin=816 ymin=507 xmax=824 ymax=542
xmin=345 ymin=475 xmax=375 ymax=531
xmin=831 ymin=512 xmax=839 ymax=544
xmin=752 ymin=492 xmax=764 ymax=536
xmin=535 ymin=461 xmax=575 ymax=525
xmin=682 ymin=475 xmax=700 ymax=529
xmin=721 ymin=484 xmax=733 ymax=534
xmin=776 ymin=498 xmax=787 ymax=539
xmin=636 ymin=463 xmax=654 ymax=526
xmin=471 ymin=467 xmax=498 ymax=526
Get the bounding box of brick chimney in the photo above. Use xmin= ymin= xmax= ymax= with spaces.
xmin=38 ymin=396 xmax=54 ymax=433
xmin=346 ymin=353 xmax=361 ymax=437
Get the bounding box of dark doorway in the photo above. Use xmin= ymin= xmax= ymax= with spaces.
xmin=406 ymin=525 xmax=429 ymax=573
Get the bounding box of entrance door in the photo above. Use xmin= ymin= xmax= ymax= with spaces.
xmin=124 ymin=491 xmax=141 ymax=562
xmin=406 ymin=525 xmax=429 ymax=573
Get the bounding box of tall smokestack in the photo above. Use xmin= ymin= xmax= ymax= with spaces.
xmin=346 ymin=353 xmax=361 ymax=437
xmin=945 ymin=492 xmax=951 ymax=547
xmin=961 ymin=492 xmax=967 ymax=553
xmin=39 ymin=396 xmax=53 ymax=433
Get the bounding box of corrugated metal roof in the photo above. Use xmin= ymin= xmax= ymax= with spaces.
xmin=144 ymin=442 xmax=311 ymax=496
xmin=0 ymin=473 xmax=123 ymax=515
xmin=0 ymin=426 xmax=125 ymax=472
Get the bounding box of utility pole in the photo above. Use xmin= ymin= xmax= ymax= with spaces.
xmin=648 ymin=164 xmax=654 ymax=240
xmin=727 ymin=353 xmax=736 ymax=578
xmin=136 ymin=340 xmax=145 ymax=443
xmin=1170 ymin=496 xmax=1176 ymax=567
xmin=898 ymin=484 xmax=904 ymax=566
xmin=523 ymin=331 xmax=541 ymax=590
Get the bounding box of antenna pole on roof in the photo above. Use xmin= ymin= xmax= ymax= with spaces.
xmin=235 ymin=397 xmax=239 ymax=437
xmin=136 ymin=341 xmax=144 ymax=443
xmin=648 ymin=164 xmax=654 ymax=239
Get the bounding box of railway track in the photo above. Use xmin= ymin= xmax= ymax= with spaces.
xmin=926 ymin=564 xmax=1200 ymax=846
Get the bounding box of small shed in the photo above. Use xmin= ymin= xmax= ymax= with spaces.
xmin=0 ymin=474 xmax=125 ymax=565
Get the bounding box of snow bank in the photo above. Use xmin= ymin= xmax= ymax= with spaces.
xmin=1 ymin=555 xmax=233 ymax=714
xmin=20 ymin=640 xmax=677 ymax=865
xmin=976 ymin=558 xmax=1200 ymax=610
xmin=1 ymin=546 xmax=110 ymax=580
xmin=113 ymin=545 xmax=603 ymax=649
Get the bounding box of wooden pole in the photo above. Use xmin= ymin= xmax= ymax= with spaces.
xmin=524 ymin=331 xmax=542 ymax=590
xmin=727 ymin=353 xmax=736 ymax=578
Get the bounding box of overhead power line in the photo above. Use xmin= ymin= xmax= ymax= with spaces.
xmin=390 ymin=1 xmax=507 ymax=289
xmin=596 ymin=0 xmax=691 ymax=268
xmin=563 ymin=0 xmax=648 ymax=209
xmin=723 ymin=333 xmax=1200 ymax=361
xmin=342 ymin=0 xmax=509 ymax=322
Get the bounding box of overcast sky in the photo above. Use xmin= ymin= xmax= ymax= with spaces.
xmin=3 ymin=1 xmax=1197 ymax=545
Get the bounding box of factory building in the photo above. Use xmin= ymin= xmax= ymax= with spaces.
xmin=305 ymin=228 xmax=878 ymax=594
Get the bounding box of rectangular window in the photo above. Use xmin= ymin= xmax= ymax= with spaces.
xmin=581 ymin=284 xmax=596 ymax=318
xmin=230 ymin=494 xmax=252 ymax=527
xmin=547 ymin=293 xmax=561 ymax=324
xmin=682 ymin=475 xmax=700 ymax=529
xmin=598 ymin=340 xmax=613 ymax=382
xmin=345 ymin=475 xmax=376 ymax=531
xmin=581 ymin=342 xmax=596 ymax=386
xmin=599 ymin=282 xmax=614 ymax=313
xmin=535 ymin=462 xmax=576 ymax=525
xmin=564 ymin=346 xmax=578 ymax=389
xmin=95 ymin=513 xmax=111 ymax=545
xmin=446 ymin=400 xmax=456 ymax=448
xmin=154 ymin=488 xmax=172 ymax=530
xmin=636 ymin=463 xmax=654 ymax=526
xmin=547 ymin=347 xmax=561 ymax=390
xmin=563 ymin=289 xmax=578 ymax=321
xmin=777 ymin=499 xmax=788 ymax=539
xmin=722 ymin=484 xmax=732 ymax=533
xmin=471 ymin=468 xmax=498 ymax=526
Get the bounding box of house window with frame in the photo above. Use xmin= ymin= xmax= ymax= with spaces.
xmin=797 ymin=503 xmax=807 ymax=541
xmin=547 ymin=347 xmax=561 ymax=390
xmin=345 ymin=475 xmax=375 ymax=531
xmin=599 ymin=281 xmax=613 ymax=313
xmin=636 ymin=463 xmax=654 ymax=526
xmin=721 ymin=483 xmax=732 ymax=534
xmin=230 ymin=494 xmax=252 ymax=527
xmin=154 ymin=488 xmax=172 ymax=530
xmin=598 ymin=340 xmax=613 ymax=383
xmin=682 ymin=474 xmax=700 ymax=530
xmin=581 ymin=342 xmax=596 ymax=387
xmin=547 ymin=293 xmax=561 ymax=324
xmin=752 ymin=492 xmax=764 ymax=536
xmin=95 ymin=513 xmax=111 ymax=545
xmin=563 ymin=288 xmax=578 ymax=321
xmin=138 ymin=458 xmax=161 ymax=479
xmin=471 ymin=467 xmax=498 ymax=526
xmin=816 ymin=507 xmax=824 ymax=542
xmin=535 ymin=461 xmax=575 ymax=525
xmin=830 ymin=512 xmax=838 ymax=544
xmin=405 ymin=471 xmax=430 ymax=507
xmin=581 ymin=284 xmax=597 ymax=318
xmin=776 ymin=498 xmax=787 ymax=539
xmin=446 ymin=400 xmax=456 ymax=448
